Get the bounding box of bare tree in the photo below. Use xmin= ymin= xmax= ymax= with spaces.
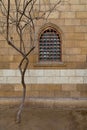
xmin=0 ymin=0 xmax=63 ymax=123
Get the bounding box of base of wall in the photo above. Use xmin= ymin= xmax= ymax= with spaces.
xmin=0 ymin=84 xmax=87 ymax=98
xmin=0 ymin=97 xmax=87 ymax=109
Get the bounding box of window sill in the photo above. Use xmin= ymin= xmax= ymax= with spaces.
xmin=34 ymin=62 xmax=66 ymax=67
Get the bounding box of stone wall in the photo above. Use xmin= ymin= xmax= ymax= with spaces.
xmin=0 ymin=69 xmax=87 ymax=98
xmin=0 ymin=0 xmax=87 ymax=98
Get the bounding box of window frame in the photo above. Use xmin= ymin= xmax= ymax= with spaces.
xmin=38 ymin=25 xmax=62 ymax=63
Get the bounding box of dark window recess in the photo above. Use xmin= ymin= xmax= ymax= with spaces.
xmin=39 ymin=28 xmax=61 ymax=61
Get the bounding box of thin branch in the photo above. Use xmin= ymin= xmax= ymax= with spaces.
xmin=0 ymin=0 xmax=14 ymax=22
xmin=7 ymin=39 xmax=24 ymax=56
xmin=18 ymin=0 xmax=32 ymax=25
xmin=46 ymin=0 xmax=61 ymax=20
xmin=7 ymin=0 xmax=10 ymax=40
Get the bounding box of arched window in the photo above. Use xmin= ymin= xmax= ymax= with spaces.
xmin=39 ymin=27 xmax=62 ymax=62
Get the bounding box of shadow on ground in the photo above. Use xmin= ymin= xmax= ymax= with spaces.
xmin=0 ymin=105 xmax=87 ymax=130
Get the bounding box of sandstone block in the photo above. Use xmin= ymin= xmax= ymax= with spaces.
xmin=60 ymin=12 xmax=75 ymax=18
xmin=76 ymin=12 xmax=87 ymax=18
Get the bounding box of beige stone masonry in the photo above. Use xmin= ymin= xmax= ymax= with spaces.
xmin=64 ymin=33 xmax=85 ymax=40
xmin=71 ymin=5 xmax=86 ymax=11
xmin=0 ymin=69 xmax=87 ymax=84
xmin=60 ymin=12 xmax=75 ymax=18
xmin=45 ymin=11 xmax=60 ymax=19
xmin=80 ymin=0 xmax=87 ymax=4
xmin=76 ymin=12 xmax=87 ymax=18
xmin=63 ymin=40 xmax=87 ymax=48
xmin=63 ymin=48 xmax=81 ymax=55
xmin=63 ymin=55 xmax=86 ymax=62
xmin=75 ymin=26 xmax=87 ymax=33
xmin=0 ymin=0 xmax=87 ymax=71
xmin=65 ymin=19 xmax=81 ymax=26
xmin=70 ymin=0 xmax=80 ymax=4
xmin=62 ymin=84 xmax=77 ymax=91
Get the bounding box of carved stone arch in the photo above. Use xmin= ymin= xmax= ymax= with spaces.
xmin=38 ymin=22 xmax=63 ymax=40
xmin=38 ymin=23 xmax=62 ymax=62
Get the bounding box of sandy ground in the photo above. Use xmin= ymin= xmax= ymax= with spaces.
xmin=0 ymin=104 xmax=87 ymax=130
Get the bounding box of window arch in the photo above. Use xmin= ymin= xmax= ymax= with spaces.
xmin=39 ymin=26 xmax=62 ymax=62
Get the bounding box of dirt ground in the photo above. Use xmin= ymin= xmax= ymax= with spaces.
xmin=0 ymin=105 xmax=87 ymax=130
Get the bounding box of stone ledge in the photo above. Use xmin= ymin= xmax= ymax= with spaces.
xmin=0 ymin=97 xmax=87 ymax=109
